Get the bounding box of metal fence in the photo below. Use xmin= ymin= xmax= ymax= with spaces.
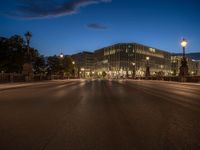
xmin=0 ymin=73 xmax=65 ymax=83
xmin=0 ymin=73 xmax=24 ymax=83
xmin=0 ymin=72 xmax=81 ymax=83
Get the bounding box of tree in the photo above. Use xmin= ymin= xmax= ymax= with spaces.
xmin=47 ymin=55 xmax=74 ymax=76
xmin=0 ymin=35 xmax=25 ymax=73
xmin=47 ymin=55 xmax=62 ymax=74
xmin=63 ymin=56 xmax=74 ymax=77
xmin=0 ymin=35 xmax=45 ymax=74
xmin=33 ymin=55 xmax=46 ymax=74
xmin=0 ymin=37 xmax=9 ymax=72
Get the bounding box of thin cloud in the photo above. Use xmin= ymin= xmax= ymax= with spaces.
xmin=3 ymin=0 xmax=111 ymax=19
xmin=87 ymin=23 xmax=108 ymax=30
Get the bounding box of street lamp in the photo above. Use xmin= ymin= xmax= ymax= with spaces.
xmin=179 ymin=38 xmax=189 ymax=79
xmin=145 ymin=56 xmax=150 ymax=78
xmin=81 ymin=68 xmax=85 ymax=78
xmin=132 ymin=62 xmax=136 ymax=79
xmin=25 ymin=32 xmax=32 ymax=58
xmin=60 ymin=53 xmax=64 ymax=58
xmin=59 ymin=53 xmax=64 ymax=79
xmin=22 ymin=31 xmax=33 ymax=81
xmin=181 ymin=38 xmax=188 ymax=57
xmin=72 ymin=61 xmax=76 ymax=78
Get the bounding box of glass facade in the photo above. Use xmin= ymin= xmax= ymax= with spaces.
xmin=71 ymin=51 xmax=95 ymax=78
xmin=71 ymin=43 xmax=200 ymax=78
xmin=94 ymin=43 xmax=171 ymax=78
xmin=171 ymin=56 xmax=200 ymax=76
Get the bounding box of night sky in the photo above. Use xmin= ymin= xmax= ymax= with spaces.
xmin=0 ymin=0 xmax=200 ymax=56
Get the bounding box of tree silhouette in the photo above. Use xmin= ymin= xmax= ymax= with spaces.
xmin=0 ymin=35 xmax=44 ymax=73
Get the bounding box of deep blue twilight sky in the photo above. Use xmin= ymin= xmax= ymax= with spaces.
xmin=0 ymin=0 xmax=200 ymax=56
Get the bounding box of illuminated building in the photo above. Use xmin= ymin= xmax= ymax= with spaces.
xmin=94 ymin=43 xmax=171 ymax=78
xmin=71 ymin=51 xmax=94 ymax=78
xmin=71 ymin=43 xmax=200 ymax=78
xmin=171 ymin=56 xmax=200 ymax=76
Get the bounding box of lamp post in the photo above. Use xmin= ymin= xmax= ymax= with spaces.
xmin=145 ymin=56 xmax=150 ymax=78
xmin=25 ymin=32 xmax=32 ymax=60
xmin=22 ymin=31 xmax=33 ymax=81
xmin=132 ymin=62 xmax=136 ymax=79
xmin=181 ymin=38 xmax=187 ymax=57
xmin=60 ymin=53 xmax=64 ymax=58
xmin=179 ymin=38 xmax=189 ymax=80
xmin=59 ymin=53 xmax=65 ymax=79
xmin=72 ymin=61 xmax=76 ymax=78
xmin=81 ymin=68 xmax=85 ymax=78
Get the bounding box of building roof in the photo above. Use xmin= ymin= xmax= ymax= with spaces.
xmin=172 ymin=52 xmax=200 ymax=60
xmin=94 ymin=42 xmax=172 ymax=54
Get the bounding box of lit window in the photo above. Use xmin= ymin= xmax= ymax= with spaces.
xmin=149 ymin=48 xmax=156 ymax=53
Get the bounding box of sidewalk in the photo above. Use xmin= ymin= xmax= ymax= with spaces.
xmin=0 ymin=83 xmax=33 ymax=91
xmin=126 ymin=79 xmax=200 ymax=86
xmin=0 ymin=79 xmax=80 ymax=91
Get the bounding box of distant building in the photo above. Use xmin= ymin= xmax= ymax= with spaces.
xmin=71 ymin=43 xmax=200 ymax=78
xmin=196 ymin=61 xmax=200 ymax=75
xmin=171 ymin=55 xmax=199 ymax=76
xmin=94 ymin=43 xmax=172 ymax=78
xmin=71 ymin=51 xmax=94 ymax=77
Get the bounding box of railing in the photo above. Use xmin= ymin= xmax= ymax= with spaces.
xmin=0 ymin=73 xmax=24 ymax=83
xmin=0 ymin=73 xmax=68 ymax=83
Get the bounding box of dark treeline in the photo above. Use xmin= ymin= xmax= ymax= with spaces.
xmin=0 ymin=35 xmax=74 ymax=76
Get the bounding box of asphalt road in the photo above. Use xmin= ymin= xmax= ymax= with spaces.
xmin=0 ymin=79 xmax=200 ymax=150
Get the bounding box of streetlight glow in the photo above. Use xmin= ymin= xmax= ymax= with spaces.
xmin=179 ymin=38 xmax=189 ymax=77
xmin=60 ymin=53 xmax=64 ymax=58
xmin=146 ymin=56 xmax=150 ymax=61
xmin=72 ymin=61 xmax=75 ymax=65
xmin=181 ymin=38 xmax=188 ymax=48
